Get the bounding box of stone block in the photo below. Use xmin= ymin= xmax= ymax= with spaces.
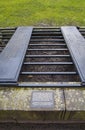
xmin=0 ymin=88 xmax=65 ymax=121
xmin=64 ymin=88 xmax=85 ymax=120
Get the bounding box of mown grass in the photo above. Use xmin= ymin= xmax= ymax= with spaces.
xmin=0 ymin=0 xmax=85 ymax=27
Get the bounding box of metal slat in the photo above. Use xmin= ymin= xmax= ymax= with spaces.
xmin=18 ymin=82 xmax=81 ymax=87
xmin=33 ymin=27 xmax=60 ymax=29
xmin=29 ymin=43 xmax=66 ymax=46
xmin=25 ymin=55 xmax=70 ymax=58
xmin=21 ymin=72 xmax=77 ymax=75
xmin=79 ymin=30 xmax=85 ymax=32
xmin=2 ymin=39 xmax=9 ymax=42
xmin=31 ymin=36 xmax=63 ymax=39
xmin=33 ymin=30 xmax=61 ymax=32
xmin=27 ymin=48 xmax=68 ymax=51
xmin=0 ymin=34 xmax=13 ymax=36
xmin=1 ymin=30 xmax=15 ymax=33
xmin=32 ymin=33 xmax=62 ymax=36
xmin=0 ymin=28 xmax=17 ymax=32
xmin=1 ymin=33 xmax=14 ymax=35
xmin=24 ymin=61 xmax=73 ymax=65
xmin=30 ymin=39 xmax=64 ymax=42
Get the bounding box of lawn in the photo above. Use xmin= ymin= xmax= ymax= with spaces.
xmin=0 ymin=0 xmax=85 ymax=27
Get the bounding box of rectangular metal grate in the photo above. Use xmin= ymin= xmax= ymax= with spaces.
xmin=0 ymin=27 xmax=85 ymax=87
xmin=18 ymin=27 xmax=81 ymax=87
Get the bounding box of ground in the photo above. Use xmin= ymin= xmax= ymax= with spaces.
xmin=0 ymin=123 xmax=85 ymax=130
xmin=0 ymin=0 xmax=85 ymax=27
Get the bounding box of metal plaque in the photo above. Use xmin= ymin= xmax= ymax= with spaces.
xmin=31 ymin=91 xmax=54 ymax=109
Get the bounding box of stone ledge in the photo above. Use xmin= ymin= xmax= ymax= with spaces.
xmin=64 ymin=88 xmax=85 ymax=120
xmin=0 ymin=87 xmax=65 ymax=121
xmin=0 ymin=111 xmax=65 ymax=122
xmin=0 ymin=88 xmax=65 ymax=111
xmin=0 ymin=87 xmax=85 ymax=121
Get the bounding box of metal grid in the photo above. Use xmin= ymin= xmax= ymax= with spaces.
xmin=0 ymin=27 xmax=85 ymax=87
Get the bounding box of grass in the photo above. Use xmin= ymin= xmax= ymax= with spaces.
xmin=0 ymin=0 xmax=85 ymax=27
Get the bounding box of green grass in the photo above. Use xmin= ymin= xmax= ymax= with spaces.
xmin=0 ymin=0 xmax=85 ymax=27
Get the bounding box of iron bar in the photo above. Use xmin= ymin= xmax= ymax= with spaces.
xmin=79 ymin=30 xmax=85 ymax=32
xmin=32 ymin=32 xmax=62 ymax=35
xmin=33 ymin=27 xmax=60 ymax=29
xmin=29 ymin=43 xmax=66 ymax=46
xmin=0 ymin=27 xmax=16 ymax=29
xmin=18 ymin=82 xmax=81 ymax=87
xmin=0 ymin=30 xmax=15 ymax=33
xmin=24 ymin=62 xmax=73 ymax=65
xmin=30 ymin=39 xmax=64 ymax=42
xmin=21 ymin=72 xmax=77 ymax=75
xmin=2 ymin=39 xmax=9 ymax=42
xmin=27 ymin=48 xmax=68 ymax=51
xmin=31 ymin=36 xmax=63 ymax=39
xmin=1 ymin=32 xmax=14 ymax=34
xmin=33 ymin=30 xmax=61 ymax=32
xmin=79 ymin=32 xmax=85 ymax=35
xmin=0 ymin=33 xmax=13 ymax=36
xmin=25 ymin=54 xmax=70 ymax=58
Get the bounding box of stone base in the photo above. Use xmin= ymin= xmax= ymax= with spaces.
xmin=0 ymin=87 xmax=85 ymax=122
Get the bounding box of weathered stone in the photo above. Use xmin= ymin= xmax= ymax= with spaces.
xmin=64 ymin=88 xmax=85 ymax=120
xmin=0 ymin=87 xmax=65 ymax=121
